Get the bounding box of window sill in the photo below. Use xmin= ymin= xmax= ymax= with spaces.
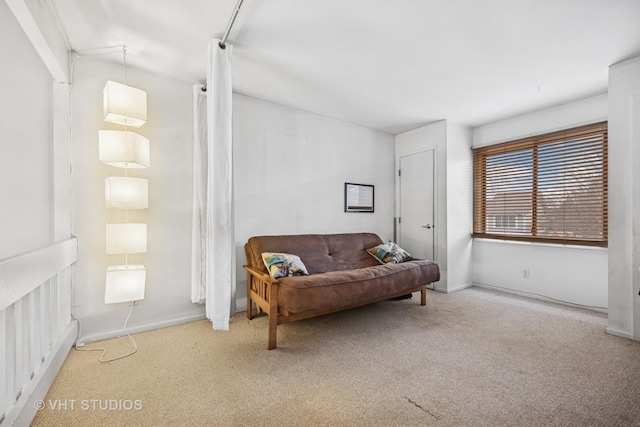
xmin=472 ymin=237 xmax=608 ymax=251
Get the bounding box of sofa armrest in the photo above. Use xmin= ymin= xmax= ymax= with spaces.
xmin=243 ymin=264 xmax=278 ymax=284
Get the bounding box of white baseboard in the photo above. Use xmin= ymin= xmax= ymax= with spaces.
xmin=605 ymin=326 xmax=634 ymax=340
xmin=433 ymin=282 xmax=473 ymax=294
xmin=79 ymin=297 xmax=252 ymax=344
xmin=473 ymin=283 xmax=608 ymax=313
xmin=6 ymin=320 xmax=77 ymax=427
xmin=79 ymin=313 xmax=206 ymax=344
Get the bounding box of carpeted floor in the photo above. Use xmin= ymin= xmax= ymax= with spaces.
xmin=31 ymin=288 xmax=640 ymax=426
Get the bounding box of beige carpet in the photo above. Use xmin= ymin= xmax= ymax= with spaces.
xmin=32 ymin=288 xmax=640 ymax=426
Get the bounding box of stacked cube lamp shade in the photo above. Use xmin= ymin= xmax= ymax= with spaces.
xmin=100 ymin=78 xmax=149 ymax=304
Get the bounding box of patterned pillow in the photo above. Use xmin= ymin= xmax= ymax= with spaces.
xmin=261 ymin=252 xmax=310 ymax=279
xmin=366 ymin=242 xmax=413 ymax=264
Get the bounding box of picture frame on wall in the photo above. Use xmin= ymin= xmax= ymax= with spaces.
xmin=344 ymin=182 xmax=374 ymax=212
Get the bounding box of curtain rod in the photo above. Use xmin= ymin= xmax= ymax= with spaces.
xmin=219 ymin=0 xmax=245 ymax=49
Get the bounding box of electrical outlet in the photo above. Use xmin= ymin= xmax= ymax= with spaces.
xmin=523 ymin=269 xmax=530 ymax=279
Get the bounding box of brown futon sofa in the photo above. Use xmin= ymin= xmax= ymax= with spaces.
xmin=243 ymin=232 xmax=440 ymax=349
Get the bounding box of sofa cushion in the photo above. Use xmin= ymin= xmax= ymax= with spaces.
xmin=366 ymin=241 xmax=413 ymax=264
xmin=277 ymin=259 xmax=440 ymax=313
xmin=245 ymin=233 xmax=383 ymax=275
xmin=261 ymin=252 xmax=309 ymax=279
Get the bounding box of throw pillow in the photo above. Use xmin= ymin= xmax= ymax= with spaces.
xmin=367 ymin=242 xmax=413 ymax=264
xmin=261 ymin=252 xmax=310 ymax=279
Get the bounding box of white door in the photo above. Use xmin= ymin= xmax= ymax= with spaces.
xmin=399 ymin=150 xmax=435 ymax=260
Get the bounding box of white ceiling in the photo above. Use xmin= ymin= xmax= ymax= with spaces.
xmin=52 ymin=0 xmax=640 ymax=134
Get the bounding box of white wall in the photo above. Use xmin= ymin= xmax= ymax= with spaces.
xmin=395 ymin=120 xmax=473 ymax=292
xmin=472 ymin=94 xmax=609 ymax=309
xmin=71 ymin=58 xmax=204 ymax=341
xmin=608 ymin=55 xmax=640 ymax=339
xmin=0 ymin=0 xmax=54 ymax=260
xmin=473 ymin=94 xmax=608 ymax=148
xmin=445 ymin=123 xmax=473 ymax=291
xmin=233 ymin=95 xmax=396 ymax=309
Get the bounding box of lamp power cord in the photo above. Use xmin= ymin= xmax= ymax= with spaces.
xmin=74 ymin=301 xmax=138 ymax=363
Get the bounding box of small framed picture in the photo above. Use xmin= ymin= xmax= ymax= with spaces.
xmin=344 ymin=182 xmax=374 ymax=212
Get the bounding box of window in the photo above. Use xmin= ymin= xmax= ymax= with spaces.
xmin=473 ymin=122 xmax=608 ymax=246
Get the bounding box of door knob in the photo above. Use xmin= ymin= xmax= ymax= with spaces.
xmin=422 ymin=225 xmax=432 ymax=229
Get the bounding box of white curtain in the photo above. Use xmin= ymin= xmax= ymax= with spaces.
xmin=191 ymin=39 xmax=236 ymax=331
xmin=191 ymin=85 xmax=207 ymax=304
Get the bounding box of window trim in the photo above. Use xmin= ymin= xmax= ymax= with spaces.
xmin=472 ymin=122 xmax=608 ymax=247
